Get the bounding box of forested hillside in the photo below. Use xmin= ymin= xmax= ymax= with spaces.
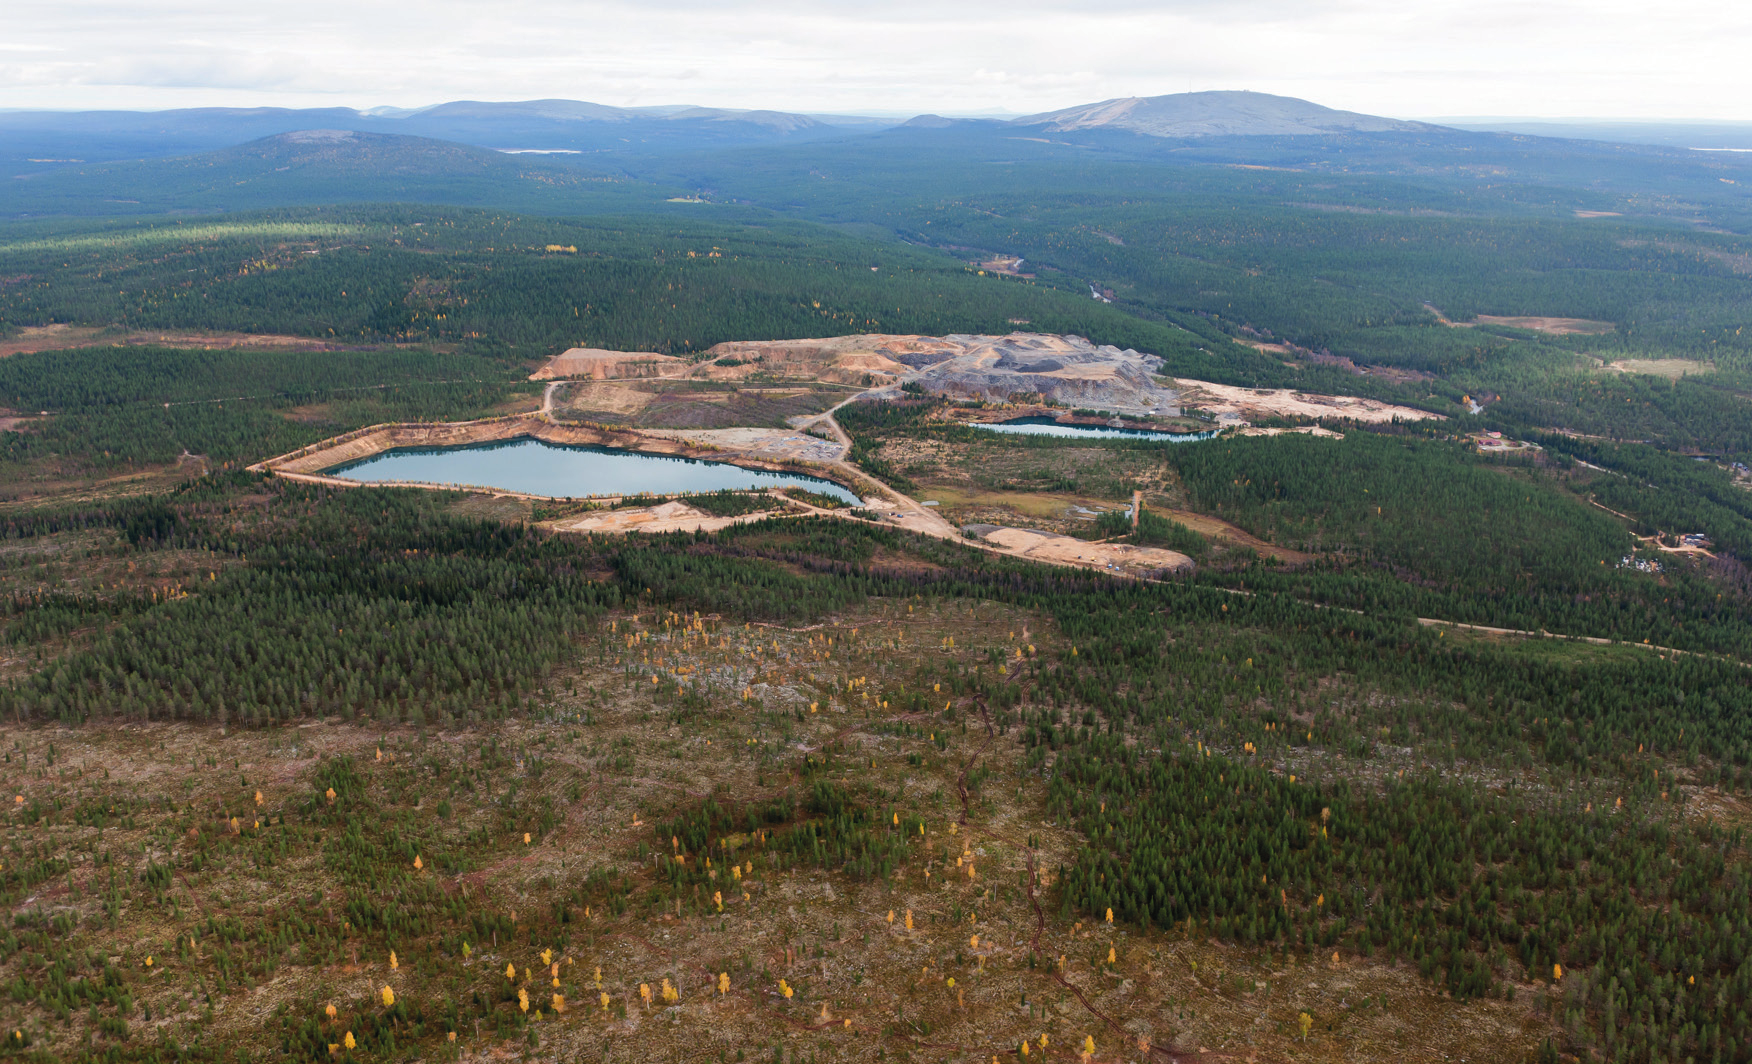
xmin=838 ymin=398 xmax=1752 ymax=656
xmin=655 ymin=131 xmax=1752 ymax=459
xmin=0 ymin=207 xmax=1269 ymax=483
xmin=0 ymin=208 xmax=1246 ymax=370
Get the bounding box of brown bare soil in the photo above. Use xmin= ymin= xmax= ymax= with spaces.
xmin=530 ymin=348 xmax=688 ymax=381
xmin=445 ymin=494 xmax=536 ymax=523
xmin=1426 ymin=305 xmax=1614 ymax=337
xmin=698 ymin=339 xmax=912 ymax=387
xmin=0 ymin=461 xmax=207 ymax=508
xmin=0 ymin=324 xmax=391 ymax=357
xmin=278 ymin=403 xmax=337 ymax=424
xmin=1170 ymin=380 xmax=1440 ymax=425
xmin=1237 ymin=338 xmax=1295 ymax=356
xmin=1352 ymin=364 xmax=1436 ymax=384
xmin=490 ymin=392 xmax=545 ymax=416
xmin=1148 ymin=507 xmax=1315 ymax=564
xmin=551 ymin=382 xmax=658 ymax=418
xmin=0 ymin=323 xmax=106 ymax=355
xmin=558 ymin=383 xmax=846 ymax=431
xmin=1472 ymin=315 xmax=1615 ymax=336
xmin=538 ymin=334 xmax=1442 ymax=431
xmin=976 ymin=526 xmax=1193 ymax=574
xmin=553 ymin=499 xmax=787 ymax=535
xmin=917 ymin=487 xmax=1117 ymax=538
xmin=973 ymin=255 xmax=1034 ymax=278
xmin=534 ymin=339 xmax=912 ymax=389
xmin=1604 ymin=358 xmax=1714 ymax=379
xmin=638 ymin=428 xmax=843 ymax=464
xmin=879 ymin=436 xmax=1177 ymax=506
xmin=0 ymin=598 xmax=1557 ymax=1063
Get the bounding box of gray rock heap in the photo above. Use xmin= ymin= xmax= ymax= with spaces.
xmin=907 ymin=333 xmax=1181 ymax=414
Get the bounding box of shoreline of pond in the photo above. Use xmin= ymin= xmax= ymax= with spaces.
xmin=965 ymin=415 xmax=1222 ymax=442
xmin=249 ymin=414 xmax=868 ymax=503
xmin=328 ymin=437 xmax=862 ymax=504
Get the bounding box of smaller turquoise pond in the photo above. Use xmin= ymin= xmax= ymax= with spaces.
xmin=325 ymin=438 xmax=861 ymax=504
xmin=969 ymin=417 xmax=1217 ymax=442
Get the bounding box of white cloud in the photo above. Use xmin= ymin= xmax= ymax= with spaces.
xmin=0 ymin=0 xmax=1745 ymax=119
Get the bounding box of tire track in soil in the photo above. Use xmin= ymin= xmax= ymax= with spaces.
xmin=955 ymin=701 xmax=997 ymax=824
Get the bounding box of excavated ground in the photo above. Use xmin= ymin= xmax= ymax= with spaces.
xmin=533 ymin=333 xmax=1447 ymax=426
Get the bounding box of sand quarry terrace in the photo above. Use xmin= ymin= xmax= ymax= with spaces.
xmin=962 ymin=523 xmax=1193 ymax=575
xmin=555 ymin=498 xmax=791 ymax=535
xmin=531 ymin=338 xmax=917 ymax=388
xmin=531 ymin=332 xmax=1445 ymax=424
xmin=245 ymin=331 xmax=1442 ymax=583
xmin=1168 ymin=379 xmax=1439 ymax=424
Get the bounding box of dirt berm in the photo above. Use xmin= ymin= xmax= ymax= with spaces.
xmin=530 ymin=348 xmax=687 ymax=380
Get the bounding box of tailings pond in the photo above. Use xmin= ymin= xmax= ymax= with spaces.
xmin=325 ymin=437 xmax=861 ymax=503
xmin=969 ymin=417 xmax=1217 ymax=442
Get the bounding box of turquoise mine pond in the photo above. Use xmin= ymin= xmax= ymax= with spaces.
xmin=968 ymin=417 xmax=1216 ymax=442
xmin=325 ymin=437 xmax=861 ymax=504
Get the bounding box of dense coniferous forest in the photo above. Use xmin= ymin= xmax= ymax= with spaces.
xmin=0 ymin=209 xmax=1241 ymax=372
xmin=2 ymin=118 xmax=1751 ymax=1063
xmin=839 ymin=398 xmax=1752 ymax=655
xmin=653 ymin=133 xmax=1752 ymax=461
xmin=0 ymin=344 xmax=528 ymax=479
xmin=2 ymin=478 xmax=1750 ymax=1060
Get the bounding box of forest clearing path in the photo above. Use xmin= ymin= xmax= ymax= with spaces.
xmin=1413 ymin=616 xmax=1743 ymax=664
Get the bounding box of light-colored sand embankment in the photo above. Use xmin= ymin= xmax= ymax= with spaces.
xmin=975 ymin=526 xmax=1194 ymax=574
xmin=555 ymin=500 xmax=788 ymax=535
xmin=1171 ymin=380 xmax=1439 ymax=424
xmin=529 ymin=348 xmax=687 ymax=380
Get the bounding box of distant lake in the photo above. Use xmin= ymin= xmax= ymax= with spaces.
xmin=969 ymin=417 xmax=1217 ymax=442
xmin=326 ymin=437 xmax=861 ymax=503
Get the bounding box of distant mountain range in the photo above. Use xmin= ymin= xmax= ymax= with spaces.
xmin=1440 ymin=119 xmax=1752 ymax=151
xmin=0 ymin=91 xmax=1450 ymax=167
xmin=1011 ymin=91 xmax=1438 ymax=138
xmin=17 ymin=92 xmax=1752 ymax=172
xmin=0 ymin=129 xmax=662 ymax=217
xmin=0 ymin=99 xmax=891 ymax=167
xmin=6 ymin=90 xmax=1747 ymax=222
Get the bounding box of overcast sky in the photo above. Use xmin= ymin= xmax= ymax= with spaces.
xmin=1 ymin=0 xmax=1745 ymax=120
